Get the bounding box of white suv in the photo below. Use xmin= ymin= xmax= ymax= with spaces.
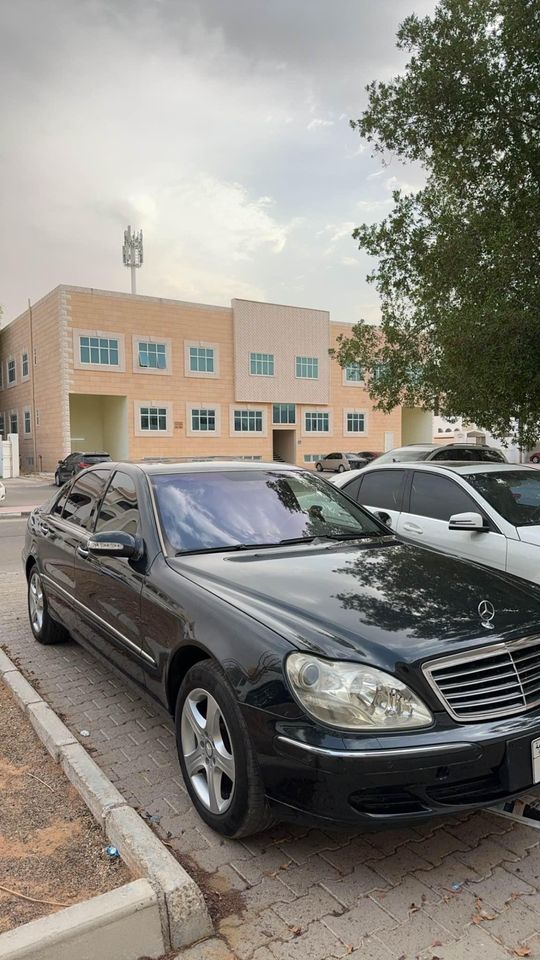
xmin=331 ymin=462 xmax=540 ymax=585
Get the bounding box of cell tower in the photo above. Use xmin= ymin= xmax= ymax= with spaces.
xmin=122 ymin=225 xmax=143 ymax=294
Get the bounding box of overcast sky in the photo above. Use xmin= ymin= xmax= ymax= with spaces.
xmin=0 ymin=0 xmax=435 ymax=325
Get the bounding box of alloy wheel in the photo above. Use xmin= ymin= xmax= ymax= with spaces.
xmin=180 ymin=688 xmax=235 ymax=814
xmin=29 ymin=571 xmax=44 ymax=634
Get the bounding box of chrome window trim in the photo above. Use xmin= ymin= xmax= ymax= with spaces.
xmin=41 ymin=573 xmax=156 ymax=666
xmin=277 ymin=736 xmax=472 ymax=759
xmin=422 ymin=635 xmax=540 ymax=722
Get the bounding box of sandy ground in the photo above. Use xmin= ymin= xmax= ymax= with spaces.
xmin=0 ymin=679 xmax=131 ymax=933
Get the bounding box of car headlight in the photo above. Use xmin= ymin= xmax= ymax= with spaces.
xmin=286 ymin=653 xmax=433 ymax=730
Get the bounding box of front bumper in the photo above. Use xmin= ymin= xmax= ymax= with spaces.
xmin=242 ymin=703 xmax=540 ymax=827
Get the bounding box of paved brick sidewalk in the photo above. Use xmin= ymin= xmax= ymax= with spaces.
xmin=3 ymin=568 xmax=540 ymax=959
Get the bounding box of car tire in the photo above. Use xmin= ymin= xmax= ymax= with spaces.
xmin=532 ymin=456 xmax=540 ymax=464
xmin=315 ymin=463 xmax=323 ymax=472
xmin=338 ymin=464 xmax=346 ymax=473
xmin=27 ymin=567 xmax=69 ymax=645
xmin=175 ymin=660 xmax=274 ymax=838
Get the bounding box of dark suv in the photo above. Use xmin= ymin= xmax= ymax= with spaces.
xmin=55 ymin=452 xmax=111 ymax=486
xmin=374 ymin=443 xmax=507 ymax=465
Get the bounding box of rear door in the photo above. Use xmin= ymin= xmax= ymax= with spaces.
xmin=347 ymin=468 xmax=407 ymax=529
xmin=72 ymin=469 xmax=147 ymax=683
xmin=397 ymin=471 xmax=507 ymax=568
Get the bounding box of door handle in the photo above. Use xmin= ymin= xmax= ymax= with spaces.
xmin=402 ymin=522 xmax=423 ymax=534
xmin=77 ymin=545 xmax=89 ymax=559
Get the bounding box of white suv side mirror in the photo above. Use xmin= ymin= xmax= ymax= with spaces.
xmin=448 ymin=512 xmax=486 ymax=532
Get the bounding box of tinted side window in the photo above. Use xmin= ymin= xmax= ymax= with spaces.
xmin=95 ymin=472 xmax=140 ymax=536
xmin=409 ymin=472 xmax=478 ymax=521
xmin=342 ymin=477 xmax=363 ymax=502
xmin=62 ymin=470 xmax=109 ymax=529
xmin=357 ymin=470 xmax=406 ymax=511
xmin=51 ymin=487 xmax=70 ymax=517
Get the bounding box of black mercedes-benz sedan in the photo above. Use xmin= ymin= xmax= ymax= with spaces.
xmin=23 ymin=460 xmax=540 ymax=837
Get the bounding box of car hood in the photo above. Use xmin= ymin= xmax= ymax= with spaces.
xmin=518 ymin=526 xmax=540 ymax=546
xmin=168 ymin=538 xmax=540 ymax=669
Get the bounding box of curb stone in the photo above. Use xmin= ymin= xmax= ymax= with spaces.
xmin=0 ymin=648 xmax=213 ymax=953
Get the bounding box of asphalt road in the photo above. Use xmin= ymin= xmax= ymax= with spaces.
xmin=2 ymin=478 xmax=55 ymax=510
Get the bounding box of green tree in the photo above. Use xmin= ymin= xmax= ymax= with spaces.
xmin=333 ymin=0 xmax=540 ymax=446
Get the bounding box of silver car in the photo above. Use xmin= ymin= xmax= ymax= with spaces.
xmin=314 ymin=452 xmax=369 ymax=473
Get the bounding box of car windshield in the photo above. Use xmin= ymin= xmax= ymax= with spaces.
xmin=151 ymin=469 xmax=385 ymax=554
xmin=375 ymin=449 xmax=431 ymax=463
xmin=466 ymin=471 xmax=540 ymax=527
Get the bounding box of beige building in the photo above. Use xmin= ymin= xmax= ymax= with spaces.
xmin=0 ymin=285 xmax=431 ymax=473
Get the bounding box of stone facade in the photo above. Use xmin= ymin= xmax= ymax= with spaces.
xmin=0 ymin=285 xmax=403 ymax=472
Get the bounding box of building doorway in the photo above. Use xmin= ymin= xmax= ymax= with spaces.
xmin=272 ymin=429 xmax=296 ymax=464
xmin=69 ymin=394 xmax=128 ymax=461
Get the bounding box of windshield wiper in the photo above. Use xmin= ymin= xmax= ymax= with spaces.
xmin=175 ymin=542 xmax=288 ymax=557
xmin=175 ymin=531 xmax=387 ymax=556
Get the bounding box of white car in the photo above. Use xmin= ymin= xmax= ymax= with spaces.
xmin=330 ymin=462 xmax=540 ymax=584
xmin=0 ymin=481 xmax=4 ymax=504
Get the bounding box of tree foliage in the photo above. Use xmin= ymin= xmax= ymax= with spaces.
xmin=333 ymin=0 xmax=540 ymax=445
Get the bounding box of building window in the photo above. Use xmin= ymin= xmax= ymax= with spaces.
xmin=140 ymin=406 xmax=168 ymax=432
xmin=189 ymin=347 xmax=214 ymax=373
xmin=0 ymin=363 xmax=3 ymax=389
xmin=9 ymin=412 xmax=18 ymax=434
xmin=295 ymin=356 xmax=318 ymax=379
xmin=80 ymin=336 xmax=119 ymax=366
xmin=303 ymin=454 xmax=323 ymax=462
xmin=138 ymin=342 xmax=166 ymax=369
xmin=7 ymin=359 xmax=16 ymax=384
xmin=0 ymin=414 xmax=4 ymax=436
xmin=191 ymin=408 xmax=216 ymax=432
xmin=346 ymin=412 xmax=366 ymax=433
xmin=345 ymin=362 xmax=363 ymax=382
xmin=272 ymin=403 xmax=295 ymax=425
xmin=234 ymin=410 xmax=263 ymax=432
xmin=24 ymin=409 xmax=32 ymax=434
xmin=22 ymin=352 xmax=29 ymax=379
xmin=305 ymin=412 xmax=329 ymax=432
xmin=250 ymin=352 xmax=274 ymax=376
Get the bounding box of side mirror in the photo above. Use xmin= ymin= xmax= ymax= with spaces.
xmin=448 ymin=512 xmax=487 ymax=532
xmin=375 ymin=510 xmax=392 ymax=527
xmin=85 ymin=530 xmax=143 ymax=559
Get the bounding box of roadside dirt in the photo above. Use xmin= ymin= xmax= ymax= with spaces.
xmin=0 ymin=679 xmax=131 ymax=933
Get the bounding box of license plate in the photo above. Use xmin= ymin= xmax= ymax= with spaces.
xmin=532 ymin=738 xmax=540 ymax=783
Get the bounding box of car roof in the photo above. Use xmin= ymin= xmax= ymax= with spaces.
xmin=338 ymin=461 xmax=536 ymax=481
xmin=102 ymin=459 xmax=303 ymax=476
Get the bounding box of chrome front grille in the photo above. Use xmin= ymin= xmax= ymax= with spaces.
xmin=423 ymin=636 xmax=540 ymax=721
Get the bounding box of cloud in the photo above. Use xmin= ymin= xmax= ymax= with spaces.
xmin=307 ymin=117 xmax=334 ymax=130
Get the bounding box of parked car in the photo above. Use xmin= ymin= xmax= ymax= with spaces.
xmin=314 ymin=452 xmax=370 ymax=473
xmin=23 ymin=460 xmax=540 ymax=837
xmin=530 ymin=451 xmax=540 ymax=464
xmin=0 ymin=480 xmax=4 ymax=503
xmin=373 ymin=443 xmax=507 ymax=465
xmin=331 ymin=462 xmax=540 ymax=584
xmin=55 ymin=452 xmax=111 ymax=485
xmin=356 ymin=450 xmax=382 ymax=463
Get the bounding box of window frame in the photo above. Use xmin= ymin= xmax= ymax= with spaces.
xmin=133 ymin=337 xmax=171 ymax=375
xmin=303 ymin=410 xmax=330 ymax=434
xmin=232 ymin=409 xmax=264 ymax=434
xmin=343 ymin=362 xmax=364 ymax=384
xmin=9 ymin=410 xmax=18 ymax=434
xmin=272 ymin=403 xmax=296 ymax=425
xmin=134 ymin=401 xmax=173 ymax=437
xmin=185 ymin=341 xmax=219 ymax=379
xmin=344 ymin=410 xmax=367 ymax=435
xmin=23 ymin=407 xmax=32 ymax=436
xmin=21 ymin=350 xmax=30 ymax=381
xmin=295 ymin=356 xmax=319 ymax=380
xmin=73 ymin=329 xmax=125 ymax=372
xmin=190 ymin=407 xmax=217 ymax=433
xmin=249 ymin=352 xmax=275 ymax=377
xmin=7 ymin=357 xmax=16 ymax=386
